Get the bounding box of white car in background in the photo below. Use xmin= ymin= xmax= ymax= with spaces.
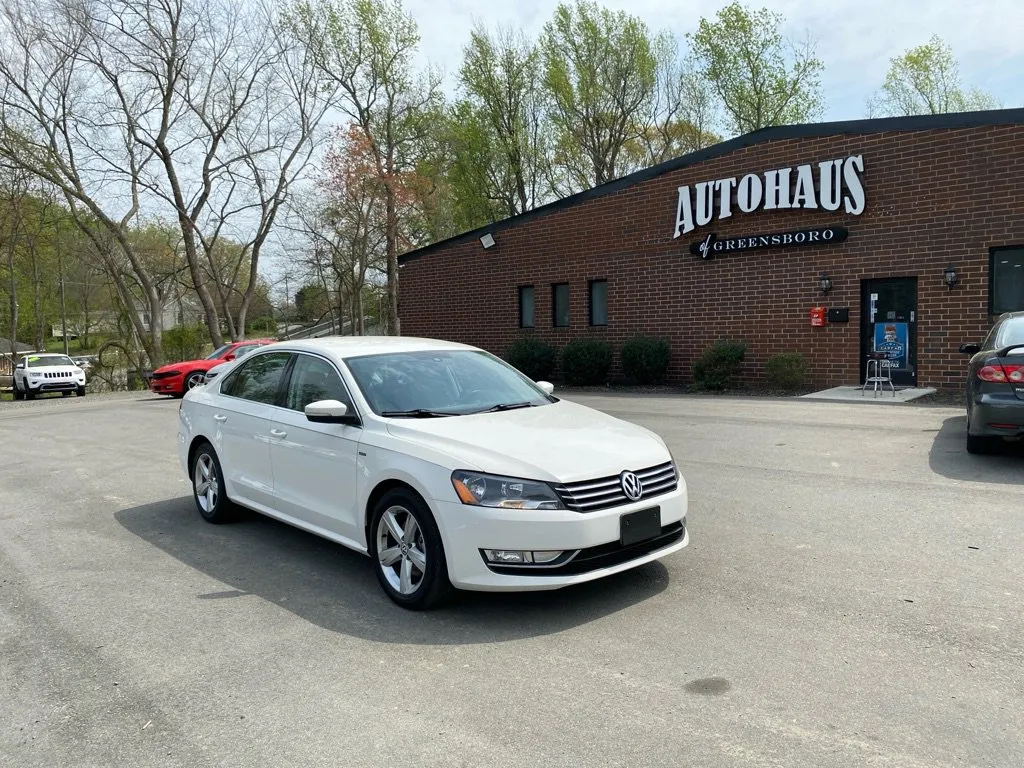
xmin=177 ymin=337 xmax=688 ymax=610
xmin=201 ymin=359 xmax=234 ymax=385
xmin=13 ymin=353 xmax=87 ymax=400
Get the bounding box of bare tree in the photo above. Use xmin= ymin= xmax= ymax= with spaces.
xmin=0 ymin=0 xmax=335 ymax=364
xmin=636 ymin=36 xmax=721 ymax=166
xmin=285 ymin=127 xmax=388 ymax=338
xmin=288 ymin=0 xmax=443 ymax=336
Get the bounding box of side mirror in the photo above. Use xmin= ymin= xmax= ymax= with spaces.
xmin=958 ymin=343 xmax=981 ymax=355
xmin=304 ymin=399 xmax=354 ymax=424
xmin=15 ymin=362 xmax=24 ymax=369
xmin=536 ymin=380 xmax=555 ymax=395
xmin=223 ymin=354 xmax=236 ymax=362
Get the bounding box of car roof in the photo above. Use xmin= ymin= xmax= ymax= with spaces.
xmin=266 ymin=336 xmax=477 ymax=359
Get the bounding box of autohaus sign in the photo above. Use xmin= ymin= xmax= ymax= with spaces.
xmin=673 ymin=155 xmax=867 ymax=238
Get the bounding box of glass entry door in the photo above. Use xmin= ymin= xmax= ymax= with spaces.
xmin=860 ymin=278 xmax=918 ymax=388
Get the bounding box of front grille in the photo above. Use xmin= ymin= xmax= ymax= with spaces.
xmin=554 ymin=461 xmax=678 ymax=512
xmin=38 ymin=370 xmax=75 ymax=379
xmin=484 ymin=521 xmax=685 ymax=577
xmin=152 ymin=371 xmax=179 ymax=380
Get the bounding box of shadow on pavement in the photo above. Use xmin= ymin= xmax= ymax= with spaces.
xmin=928 ymin=415 xmax=1024 ymax=485
xmin=115 ymin=497 xmax=672 ymax=644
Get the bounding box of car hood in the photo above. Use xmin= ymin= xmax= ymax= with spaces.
xmin=383 ymin=398 xmax=670 ymax=483
xmin=153 ymin=359 xmax=215 ymax=374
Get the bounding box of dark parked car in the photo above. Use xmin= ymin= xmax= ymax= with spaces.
xmin=959 ymin=311 xmax=1024 ymax=453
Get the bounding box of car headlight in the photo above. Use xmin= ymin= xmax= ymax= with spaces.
xmin=451 ymin=470 xmax=564 ymax=510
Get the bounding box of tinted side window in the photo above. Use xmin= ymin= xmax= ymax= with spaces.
xmin=286 ymin=354 xmax=353 ymax=412
xmin=225 ymin=352 xmax=291 ymax=405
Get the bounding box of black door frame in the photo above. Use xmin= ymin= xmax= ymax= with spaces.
xmin=859 ymin=277 xmax=918 ymax=388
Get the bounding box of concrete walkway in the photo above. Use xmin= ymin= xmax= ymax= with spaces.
xmin=800 ymin=384 xmax=937 ymax=403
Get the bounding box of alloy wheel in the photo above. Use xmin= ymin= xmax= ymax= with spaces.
xmin=186 ymin=373 xmax=204 ymax=390
xmin=375 ymin=505 xmax=427 ymax=595
xmin=193 ymin=453 xmax=219 ymax=513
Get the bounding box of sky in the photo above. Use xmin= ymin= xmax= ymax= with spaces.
xmin=401 ymin=0 xmax=1024 ymax=121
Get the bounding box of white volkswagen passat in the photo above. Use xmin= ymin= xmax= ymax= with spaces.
xmin=177 ymin=337 xmax=688 ymax=609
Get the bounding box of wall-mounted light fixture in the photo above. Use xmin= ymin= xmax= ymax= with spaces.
xmin=818 ymin=273 xmax=833 ymax=295
xmin=943 ymin=265 xmax=958 ymax=290
xmin=480 ymin=233 xmax=495 ymax=249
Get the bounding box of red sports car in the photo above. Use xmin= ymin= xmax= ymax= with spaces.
xmin=148 ymin=339 xmax=276 ymax=397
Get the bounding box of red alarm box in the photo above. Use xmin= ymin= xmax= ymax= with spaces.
xmin=810 ymin=306 xmax=827 ymax=327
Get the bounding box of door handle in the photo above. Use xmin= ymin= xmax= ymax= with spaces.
xmin=270 ymin=429 xmax=287 ymax=438
xmin=213 ymin=414 xmax=227 ymax=423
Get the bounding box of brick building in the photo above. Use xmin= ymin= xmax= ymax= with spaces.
xmin=397 ymin=109 xmax=1024 ymax=391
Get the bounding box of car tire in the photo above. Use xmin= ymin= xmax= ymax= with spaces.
xmin=190 ymin=443 xmax=235 ymax=524
xmin=183 ymin=372 xmax=204 ymax=394
xmin=12 ymin=379 xmax=23 ymax=401
xmin=77 ymin=386 xmax=86 ymax=397
xmin=368 ymin=487 xmax=452 ymax=611
xmin=25 ymin=387 xmax=35 ymax=401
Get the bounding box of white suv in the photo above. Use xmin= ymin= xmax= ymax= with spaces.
xmin=13 ymin=353 xmax=88 ymax=400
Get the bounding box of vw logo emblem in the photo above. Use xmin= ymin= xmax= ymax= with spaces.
xmin=620 ymin=471 xmax=643 ymax=501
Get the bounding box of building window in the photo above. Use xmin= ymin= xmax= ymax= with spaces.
xmin=589 ymin=279 xmax=608 ymax=326
xmin=991 ymin=246 xmax=1024 ymax=314
xmin=552 ymin=283 xmax=570 ymax=327
xmin=518 ymin=285 xmax=535 ymax=328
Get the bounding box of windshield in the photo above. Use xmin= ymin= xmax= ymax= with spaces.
xmin=995 ymin=318 xmax=1024 ymax=349
xmin=26 ymin=355 xmax=74 ymax=368
xmin=345 ymin=350 xmax=553 ymax=416
xmin=205 ymin=344 xmax=233 ymax=360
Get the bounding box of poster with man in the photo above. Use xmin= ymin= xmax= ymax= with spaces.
xmin=873 ymin=322 xmax=909 ymax=369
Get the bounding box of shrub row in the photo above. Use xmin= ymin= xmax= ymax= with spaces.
xmin=505 ymin=336 xmax=809 ymax=392
xmin=691 ymin=341 xmax=809 ymax=391
xmin=505 ymin=336 xmax=670 ymax=386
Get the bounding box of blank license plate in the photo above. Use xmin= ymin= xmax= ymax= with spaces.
xmin=620 ymin=507 xmax=661 ymax=547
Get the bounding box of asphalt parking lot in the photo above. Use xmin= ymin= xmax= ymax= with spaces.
xmin=1 ymin=391 xmax=1021 ymax=768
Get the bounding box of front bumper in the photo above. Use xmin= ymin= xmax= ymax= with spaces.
xmin=968 ymin=393 xmax=1024 ymax=438
xmin=150 ymin=374 xmax=185 ymax=395
xmin=25 ymin=377 xmax=85 ymax=393
xmin=431 ymin=483 xmax=689 ymax=592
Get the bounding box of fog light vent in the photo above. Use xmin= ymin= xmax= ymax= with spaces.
xmin=482 ymin=549 xmax=565 ymax=565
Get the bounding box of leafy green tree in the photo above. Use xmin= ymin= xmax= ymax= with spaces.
xmin=540 ymin=0 xmax=659 ymax=192
xmin=294 ymin=282 xmax=330 ymax=323
xmin=690 ymin=2 xmax=824 ymax=135
xmin=868 ymin=35 xmax=1000 ymax=117
xmin=458 ymin=22 xmax=549 ymax=217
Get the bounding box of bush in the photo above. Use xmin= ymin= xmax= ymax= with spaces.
xmin=163 ymin=325 xmax=209 ymax=362
xmin=692 ymin=340 xmax=747 ymax=390
xmin=620 ymin=336 xmax=671 ymax=384
xmin=765 ymin=352 xmax=809 ymax=391
xmin=504 ymin=337 xmax=556 ymax=381
xmin=561 ymin=339 xmax=613 ymax=386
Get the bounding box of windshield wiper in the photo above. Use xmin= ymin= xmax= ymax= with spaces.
xmin=380 ymin=408 xmax=460 ymax=418
xmin=470 ymin=401 xmax=535 ymax=414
